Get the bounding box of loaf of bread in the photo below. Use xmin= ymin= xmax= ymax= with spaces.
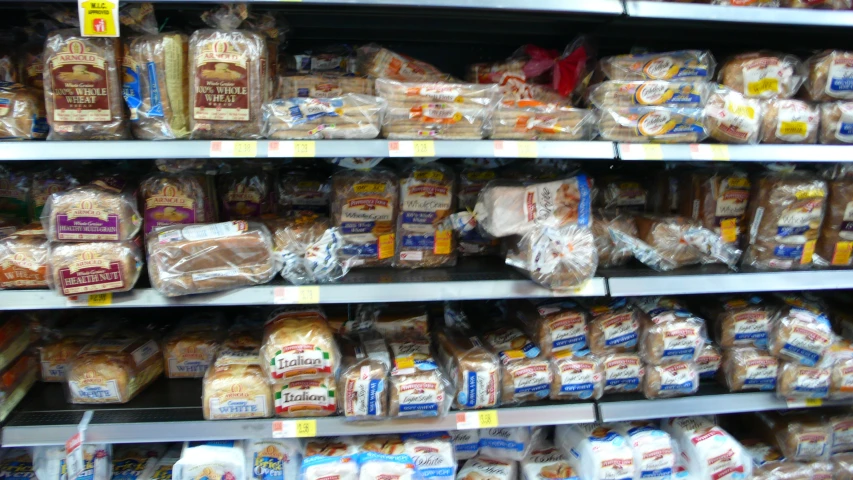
xmin=357 ymin=44 xmax=450 ymax=83
xmin=395 ymin=162 xmax=457 ymax=268
xmin=261 ymin=308 xmax=338 ymax=381
xmin=695 ymin=343 xmax=722 ymax=379
xmin=588 ymin=298 xmax=640 ymax=355
xmin=520 ymin=300 xmax=588 ymax=356
xmin=278 ymin=74 xmax=374 ymax=99
xmin=679 ymin=170 xmax=751 ymax=245
xmin=0 ymin=83 xmax=38 ymax=140
xmin=266 ymin=215 xmax=331 ymax=254
xmin=719 ymin=52 xmax=805 ymax=99
xmin=0 ymin=231 xmax=48 ymax=289
xmin=457 ymin=457 xmax=516 ymax=480
xmin=67 ymin=331 xmax=163 ymax=403
xmin=597 ymin=107 xmax=708 ymax=143
xmin=434 ymin=327 xmax=499 ymax=410
xmin=589 ymin=80 xmax=711 ymax=109
xmin=39 ymin=335 xmax=87 ymax=382
xmin=715 ymin=296 xmax=773 ymax=348
xmin=760 ymin=412 xmax=832 ymax=461
xmin=140 ymin=172 xmax=209 ymax=237
xmin=125 ymin=33 xmax=190 ymax=139
xmin=218 ymin=169 xmax=274 ymax=221
xmin=276 ymin=168 xmax=331 ymax=217
xmin=805 ymin=50 xmax=853 ymax=101
xmin=835 ymin=453 xmax=853 ymax=480
xmin=483 ymin=326 xmax=541 ymax=363
xmin=820 ymin=101 xmax=853 ymax=144
xmin=331 ymin=168 xmax=398 ymax=267
xmin=827 ymin=341 xmax=853 ymax=399
xmin=633 ymin=215 xmax=707 ymax=268
xmin=640 ymin=314 xmax=707 ymax=365
xmin=508 ymin=227 xmax=596 ymax=290
xmin=600 ymin=50 xmax=716 ymax=81
xmin=592 ymin=211 xmax=638 ymax=268
xmin=48 ymin=241 xmax=143 ymax=296
xmin=642 ymin=361 xmax=699 ymax=399
xmin=704 ymin=86 xmax=764 ymax=144
xmin=722 ymin=347 xmax=778 ymax=391
xmin=603 ymin=352 xmax=645 ymax=393
xmin=263 ymin=94 xmax=384 ymax=139
xmin=147 ymin=221 xmax=277 ymax=297
xmin=338 ymin=336 xmax=390 ymax=420
xmin=816 ymin=166 xmax=853 ymax=266
xmin=273 ymin=374 xmax=337 ymax=418
xmin=830 ymin=413 xmax=853 ymax=454
xmin=776 ymin=361 xmax=831 ymax=399
xmin=30 ymin=168 xmax=79 ymax=221
xmin=202 ymin=363 xmax=272 ymax=420
xmin=163 ymin=329 xmax=220 ymax=379
xmin=768 ymin=305 xmax=834 ymax=366
xmin=490 ymin=102 xmax=596 ymax=140
xmin=549 ymin=350 xmax=603 ymax=400
xmin=42 ymin=179 xmax=141 ymax=242
xmin=389 ymin=370 xmax=449 ymax=418
xmin=502 ymin=357 xmax=552 ymax=404
xmin=743 ymin=173 xmax=827 ymax=270
xmin=597 ymin=177 xmax=648 ymax=210
xmin=761 ymin=99 xmax=819 ymax=144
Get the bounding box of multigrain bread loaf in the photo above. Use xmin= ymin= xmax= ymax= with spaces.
xmin=642 ymin=361 xmax=699 ymax=399
xmin=806 ymin=50 xmax=853 ymax=101
xmin=434 ymin=327 xmax=499 ymax=410
xmin=202 ymin=363 xmax=272 ymax=420
xmin=760 ymin=99 xmax=819 ymax=144
xmin=395 ymin=162 xmax=456 ymax=268
xmin=820 ymin=101 xmax=853 ymax=144
xmin=146 ymin=221 xmax=277 ymax=297
xmin=816 ymin=165 xmax=853 ymax=266
xmin=592 ymin=211 xmax=638 ymax=268
xmin=678 ymin=170 xmax=751 ymax=245
xmin=0 ymin=231 xmax=49 ymax=289
xmin=0 ymin=83 xmax=38 ymax=140
xmin=140 ymin=172 xmax=209 ymax=237
xmin=331 ymin=168 xmax=398 ymax=268
xmin=43 ymin=180 xmax=141 ymax=242
xmin=43 ymin=30 xmax=128 ymax=140
xmin=48 ymin=241 xmax=143 ymax=296
xmin=719 ymin=52 xmax=805 ymax=99
xmin=260 ymin=308 xmax=338 ymax=381
xmin=704 ymin=86 xmax=763 ymax=144
xmin=776 ymin=361 xmax=831 ymax=399
xmin=722 ymin=347 xmax=778 ymax=391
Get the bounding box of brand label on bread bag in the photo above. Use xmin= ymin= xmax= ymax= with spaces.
xmin=743 ymin=58 xmax=788 ymax=97
xmin=69 ymin=377 xmax=121 ymax=402
xmin=715 ymin=177 xmax=750 ymax=222
xmin=827 ymin=55 xmax=853 ymax=98
xmin=222 ymin=183 xmax=262 ymax=219
xmin=451 ymin=430 xmax=479 ymax=457
xmin=400 ymin=170 xmax=452 ymax=256
xmin=522 ymin=176 xmax=591 ymax=229
xmin=274 ymin=378 xmax=336 ymax=415
xmin=604 ymin=355 xmax=643 ymax=391
xmin=657 ymin=363 xmax=696 ymax=394
xmin=410 ymin=103 xmax=463 ymax=124
xmin=601 ymin=313 xmax=639 ymax=348
xmin=832 ymin=419 xmax=853 ymax=452
xmin=776 ymin=102 xmax=818 ymax=142
xmin=642 ymin=55 xmax=707 ymax=80
xmin=270 ymin=344 xmax=333 ymax=379
xmin=168 ymin=344 xmax=215 ymax=378
xmin=0 ymin=253 xmax=47 ymax=289
xmin=794 ymin=432 xmax=828 ymax=459
xmin=696 ymin=351 xmax=722 ymax=379
xmin=49 ymin=39 xmax=112 ymax=122
xmin=557 ymin=359 xmax=599 ymax=399
xmin=194 ymin=40 xmax=250 ymax=121
xmin=458 ymin=369 xmax=498 ymax=409
xmin=709 ymin=97 xmax=759 ymax=142
xmin=633 ymin=81 xmax=701 ymax=106
xmin=396 ymin=379 xmax=441 ymax=416
xmin=56 ymin=201 xmax=121 ymax=241
xmin=782 ymin=322 xmax=832 ymax=366
xmin=250 ymin=442 xmax=293 ymax=480
xmin=507 ymin=361 xmax=551 ymax=399
xmin=480 ymin=428 xmax=528 ymax=453
xmin=743 ymin=356 xmax=777 ymax=390
xmin=731 ymin=310 xmax=769 ymax=346
xmin=790 ymin=366 xmax=830 ymax=397
xmin=835 ymin=103 xmax=853 ymax=142
xmin=209 ymin=389 xmax=268 ymax=419
xmin=343 ymin=377 xmax=384 ymax=417
xmin=159 ymin=220 xmax=247 ymax=243
xmin=144 ymin=186 xmax=196 ymax=234
xmin=635 ymin=110 xmax=704 ymax=139
xmin=341 ymin=183 xmax=394 ymax=259
xmin=775 ymin=197 xmax=824 ymax=251
xmin=58 ymin=254 xmax=124 ymax=295
xmin=547 ymin=312 xmax=587 ymax=352
xmin=661 ymin=325 xmax=702 ymax=360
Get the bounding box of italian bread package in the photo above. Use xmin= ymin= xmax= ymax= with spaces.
xmin=395 ymin=162 xmax=457 ymax=268
xmin=678 ymin=170 xmax=751 ymax=246
xmin=42 ymin=178 xmax=142 ymax=242
xmin=434 ymin=326 xmax=500 ymax=410
xmin=554 ymin=423 xmax=635 ymax=480
xmin=815 ymin=165 xmax=853 ymax=266
xmin=189 ymin=5 xmax=266 ymax=139
xmin=47 ymin=241 xmax=143 ymax=296
xmin=43 ymin=30 xmax=129 ymax=140
xmin=338 ymin=335 xmax=391 ymax=421
xmin=140 ymin=172 xmax=210 ymax=237
xmin=719 ymin=52 xmax=806 ymax=99
xmin=272 ymin=375 xmax=337 ymax=418
xmin=260 ymin=308 xmax=339 ymax=381
xmin=743 ymin=172 xmax=827 ymax=270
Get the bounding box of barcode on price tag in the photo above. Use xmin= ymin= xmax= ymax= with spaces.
xmin=388 ymin=141 xmax=435 ymax=157
xmin=272 ymin=420 xmax=317 ymax=438
xmin=210 ymin=141 xmax=258 ymax=158
xmin=268 ymin=141 xmax=316 ymax=157
xmin=455 ymin=410 xmax=499 ymax=430
xmin=273 ymin=286 xmax=320 ymax=304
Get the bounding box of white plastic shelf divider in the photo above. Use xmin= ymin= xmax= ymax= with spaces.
xmin=625 ymin=0 xmax=853 ymax=26
xmin=618 ymin=143 xmax=853 ymax=163
xmin=0 ymin=140 xmax=616 ymax=161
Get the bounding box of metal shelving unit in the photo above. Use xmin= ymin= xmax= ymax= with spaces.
xmin=618 ymin=143 xmax=853 ymax=163
xmin=625 ymin=0 xmax=853 ymax=26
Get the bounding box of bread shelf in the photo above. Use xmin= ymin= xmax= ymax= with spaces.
xmin=624 ymin=0 xmax=853 ymax=26
xmin=0 ymin=382 xmax=597 ymax=446
xmin=617 ymin=143 xmax=853 ymax=163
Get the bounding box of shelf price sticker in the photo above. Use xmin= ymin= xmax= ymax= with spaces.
xmin=67 ymin=293 xmax=113 ymax=307
xmin=269 ymin=141 xmax=316 ymax=157
xmin=455 ymin=410 xmax=499 ymax=430
xmin=78 ymin=1 xmax=120 ymax=37
xmin=786 ymin=398 xmax=823 ymax=408
xmin=210 ymin=141 xmax=258 ymax=158
xmin=273 ymin=286 xmax=320 ymax=305
xmin=388 ymin=141 xmax=435 ymax=157
xmin=494 ymin=141 xmax=538 ymax=158
xmin=272 ymin=419 xmax=317 ymax=438
xmin=621 ymin=144 xmax=663 ymax=161
xmin=689 ymin=144 xmax=730 ymax=161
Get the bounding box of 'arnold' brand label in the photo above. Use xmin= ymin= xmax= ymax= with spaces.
xmin=194 ymin=40 xmax=251 ymax=121
xmin=0 ymin=251 xmax=47 ymax=289
xmin=49 ymin=39 xmax=112 ymax=122
xmin=270 ymin=343 xmax=333 ymax=379
xmin=56 ymin=200 xmax=121 ymax=241
xmin=144 ymin=184 xmax=197 ymax=234
xmin=208 ymin=384 xmax=269 ymax=419
xmin=274 ymin=377 xmax=336 ymax=415
xmin=69 ymin=376 xmax=121 ymax=402
xmin=58 ymin=251 xmax=124 ymax=295
xmin=167 ymin=344 xmax=216 ymax=378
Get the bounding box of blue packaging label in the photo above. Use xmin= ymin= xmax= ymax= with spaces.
xmin=146 ymin=62 xmax=164 ymax=117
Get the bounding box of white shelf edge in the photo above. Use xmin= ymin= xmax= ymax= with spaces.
xmin=606 ymin=270 xmax=853 ymax=297
xmin=618 ymin=143 xmax=853 ymax=163
xmin=625 ymin=0 xmax=853 ymax=26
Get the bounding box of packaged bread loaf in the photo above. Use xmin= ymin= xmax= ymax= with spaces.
xmin=66 ymin=331 xmax=163 ymax=404
xmin=611 ymin=422 xmax=676 ymax=480
xmin=549 ymin=349 xmax=603 ymax=401
xmin=388 ymin=337 xmax=451 ymax=418
xmin=42 ymin=178 xmax=141 ymax=242
xmin=48 ymin=241 xmax=142 ymax=296
xmin=263 ymin=94 xmax=384 ymax=139
xmin=555 ymin=423 xmax=635 ymax=480
xmin=805 ymin=50 xmax=853 ymax=102
xmin=43 ymin=30 xmax=128 ymax=140
xmin=723 ymin=347 xmax=778 ymax=391
xmin=245 ymin=439 xmax=300 ymax=480
xmin=140 ymin=172 xmax=209 ymax=237
xmin=260 ymin=308 xmax=338 ymax=381
xmin=776 ymin=360 xmax=831 ymax=398
xmin=218 ymin=169 xmax=274 ymax=220
xmin=642 ymin=361 xmax=699 ymax=399
xmin=173 ymin=441 xmax=246 ymax=480
xmin=761 ymin=99 xmax=819 ymax=144
xmin=202 ymin=363 xmax=271 ymax=419
xmin=758 ymin=412 xmax=832 ymax=461
xmin=483 ymin=326 xmax=541 ymax=363
xmin=277 ymin=167 xmax=331 ymax=216
xmin=715 ymin=296 xmax=773 ymax=349
xmin=520 ymin=443 xmax=577 ymax=480
xmin=338 ymin=335 xmax=390 ymax=421
xmin=587 ymin=298 xmax=640 ymax=355
xmin=450 ymin=430 xmax=479 ymax=460
xmin=589 ymin=80 xmax=711 ymax=109
xmin=603 ymin=352 xmax=645 ymax=393
xmin=600 ymin=50 xmax=716 ymax=81
xmin=39 ymin=335 xmax=87 ymax=381
xmin=0 ymin=228 xmax=48 ymax=289
xmin=679 ymin=170 xmax=751 ymax=245
xmin=820 ymin=101 xmax=853 ymax=144
xmin=489 ymin=101 xmax=595 ymax=140
xmin=124 ymin=33 xmax=190 ymax=139
xmin=301 ymin=438 xmax=359 ymax=480
xmin=357 ymin=44 xmax=450 ymax=83
xmin=835 ymin=453 xmax=853 ymax=480
xmin=434 ymin=326 xmax=500 ymax=410
xmin=273 ymin=374 xmax=337 ymax=418
xmin=596 ymin=176 xmax=647 ymax=211
xmin=592 ymin=211 xmax=637 ymax=268
xmin=395 ymin=162 xmax=456 ymax=268
xmin=719 ymin=52 xmax=806 ymax=99
xmin=30 ymin=168 xmax=80 ymax=221
xmin=332 ymin=166 xmax=398 ymax=267
xmin=278 ymin=73 xmax=374 ymax=98
xmin=639 ymin=312 xmax=707 ymax=365
xmin=163 ymin=328 xmax=220 ymax=379
xmin=0 ymin=83 xmax=39 ymax=140
xmin=597 ymin=107 xmax=708 ymax=143
xmin=505 ymin=227 xmax=596 ymax=290
xmin=517 ymin=300 xmax=588 ymax=356
xmin=457 ymin=457 xmax=516 ymax=480
xmin=479 ymin=427 xmax=542 ymax=461
xmin=830 ymin=413 xmax=853 ymax=453
xmin=696 ymin=342 xmax=722 ymax=379
xmin=768 ymin=304 xmax=834 ymax=366
xmin=663 ymin=417 xmax=752 ymax=480
xmin=815 ymin=165 xmax=853 ymax=266
xmin=402 ymin=432 xmax=456 ymax=480
xmin=376 ymin=79 xmax=499 ymax=139
xmin=704 ymin=85 xmax=764 ymax=144
xmin=743 ymin=172 xmax=827 ymax=270
xmin=825 ymin=340 xmax=853 ymax=399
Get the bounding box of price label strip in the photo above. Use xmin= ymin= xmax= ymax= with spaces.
xmin=388 ymin=141 xmax=435 ymax=157
xmin=621 ymin=144 xmax=663 ymax=161
xmin=273 ymin=286 xmax=320 ymax=305
xmin=78 ymin=0 xmax=120 ymax=37
xmin=786 ymin=398 xmax=822 ymax=408
xmin=689 ymin=144 xmax=730 ymax=161
xmin=67 ymin=293 xmax=113 ymax=307
xmin=272 ymin=419 xmax=317 ymax=438
xmin=455 ymin=410 xmax=499 ymax=430
xmin=210 ymin=141 xmax=258 ymax=158
xmin=268 ymin=141 xmax=316 ymax=158
xmin=493 ymin=141 xmax=538 ymax=158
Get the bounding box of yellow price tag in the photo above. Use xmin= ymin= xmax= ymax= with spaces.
xmin=233 ymin=141 xmax=258 ymax=157
xmin=720 ymin=218 xmax=738 ymax=244
xmin=395 ymin=357 xmax=415 ymax=372
xmin=412 ymin=141 xmax=435 ymax=157
xmin=833 ymin=241 xmax=853 ymax=266
xmin=79 ymin=0 xmax=119 ymax=37
xmin=295 ymin=420 xmax=316 ymax=437
xmin=210 ymin=141 xmax=258 ymax=158
xmin=434 ymin=230 xmax=451 ymax=255
xmin=804 ymin=398 xmax=823 ymax=407
xmin=295 ymin=286 xmax=319 ymax=304
xmin=623 ymin=144 xmax=663 ymax=160
xmin=641 ymin=144 xmax=663 ymax=160
xmin=87 ymin=293 xmax=112 ymax=307
xmin=801 ymin=240 xmax=816 ymax=265
xmin=517 ymin=142 xmax=538 ymax=158
xmin=272 ymin=420 xmax=316 ymax=438
xmin=709 ymin=145 xmax=729 ymax=161
xmin=293 ymin=141 xmax=315 ymax=157
xmin=378 ymin=234 xmax=395 ymax=260
xmin=273 ymin=286 xmax=320 ymax=305
xmin=477 ymin=410 xmax=499 ymax=428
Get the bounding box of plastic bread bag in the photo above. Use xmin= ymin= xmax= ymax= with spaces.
xmin=635 ymin=297 xmax=707 ymax=364
xmin=265 ymin=216 xmax=352 ymax=285
xmin=600 ymin=50 xmax=716 ymax=81
xmin=836 ymin=453 xmax=853 ymax=480
xmin=814 ymin=164 xmax=853 ymax=266
xmin=357 ymin=44 xmax=451 ymax=82
xmin=500 ymin=357 xmax=553 ymax=405
xmin=642 ymin=361 xmax=699 ymax=399
xmin=449 ymin=431 xmax=479 ymax=460
xmin=482 ymin=325 xmax=542 ymax=364
xmin=516 ymin=299 xmax=589 ymax=356
xmin=505 ymin=224 xmax=598 ymax=291
xmin=743 ymin=171 xmax=827 ymax=270
xmin=696 ymin=343 xmax=722 ymax=380
xmin=48 ymin=241 xmax=143 ymax=296
xmin=147 ymin=221 xmax=279 ymax=297
xmin=520 ymin=441 xmax=579 ymax=480
xmin=592 ymin=210 xmax=638 ymax=268
xmin=263 ymin=94 xmax=385 ymax=139
xmin=42 ymin=177 xmax=142 ymax=242
xmin=760 ymin=99 xmax=819 ymax=144
xmin=337 ymin=335 xmax=390 ymax=421
xmin=0 ymin=227 xmax=49 ymax=289
xmin=597 ymin=107 xmax=708 ymax=143
xmin=479 ymin=427 xmax=544 ymax=462
xmin=278 ymin=73 xmax=374 ymax=99
xmin=388 ymin=337 xmax=454 ymax=418
xmin=603 ymin=352 xmax=645 ymax=394
xmin=163 ymin=326 xmax=221 ymax=379
xmin=217 ymin=167 xmax=274 ymax=220
xmin=662 ymin=417 xmax=752 ymax=480
xmin=554 ymin=423 xmax=635 ymax=480
xmin=33 ymin=444 xmax=112 ymax=480
xmin=596 ymin=176 xmax=649 ymax=212
xmin=434 ymin=325 xmax=500 ymax=410
xmin=805 ymin=50 xmax=853 ymax=102
xmin=723 ymin=347 xmax=778 ymax=391
xmin=473 ymin=174 xmax=593 ymax=239
xmin=824 ymin=340 xmax=853 ymax=399
xmin=140 ymin=172 xmax=211 ymax=237
xmin=456 ymin=457 xmax=516 ymax=480
xmin=757 ymin=412 xmax=832 ymax=462
xmin=740 ymin=439 xmax=792 ymax=480
xmin=830 ymin=412 xmax=853 ymax=453
xmin=261 ymin=308 xmax=339 ymax=381
xmin=704 ymin=85 xmax=764 ymax=144
xmin=713 ymin=296 xmax=774 ymax=349
xmin=584 ymin=297 xmax=640 ymax=355
xmin=610 ymin=421 xmax=676 ymax=480
xmin=719 ymin=52 xmax=806 ymax=99
xmin=357 ymin=435 xmax=417 ymax=480
xmin=401 ymin=432 xmax=456 ymax=480
xmin=679 ymin=169 xmax=752 ymax=246
xmin=395 ymin=161 xmax=457 ymax=269
xmin=549 ymin=349 xmax=604 ymax=401
xmin=768 ymin=303 xmax=834 ymax=366
xmin=376 ymin=79 xmax=500 ymax=139
xmin=277 ymin=167 xmax=331 ymax=217
xmin=489 ymin=101 xmax=596 ymax=140
xmin=0 ymin=82 xmax=39 ymax=140
xmin=30 ymin=167 xmax=80 ymax=221
xmin=244 ymin=439 xmax=301 ymax=480
xmin=775 ymin=360 xmax=831 ymax=399
xmin=820 ymin=101 xmax=853 ymax=144
xmin=588 ymin=80 xmax=712 ymax=109
xmin=301 ymin=438 xmax=360 ymax=480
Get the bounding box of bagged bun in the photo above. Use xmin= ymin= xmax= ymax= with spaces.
xmin=272 ymin=375 xmax=337 ymax=417
xmin=768 ymin=304 xmax=834 ymax=366
xmin=603 ymin=352 xmax=645 ymax=394
xmin=722 ymin=347 xmax=778 ymax=391
xmin=260 ymin=308 xmax=338 ymax=381
xmin=760 ymin=99 xmax=819 ymax=144
xmin=719 ymin=52 xmax=805 ymax=99
xmin=600 ymin=50 xmax=716 ymax=81
xmin=596 ymin=107 xmax=707 ymax=143
xmin=805 ymin=50 xmax=853 ymax=101
xmin=48 ymin=241 xmax=143 ymax=296
xmin=263 ymin=94 xmax=384 ymax=139
xmin=587 ymin=298 xmax=640 ymax=355
xmin=395 ymin=162 xmax=457 ymax=268
xmin=435 ymin=327 xmax=500 ymax=410
xmin=642 ymin=361 xmax=699 ymax=399
xmin=549 ymin=350 xmax=603 ymax=401
xmin=202 ymin=363 xmax=272 ymax=420
xmin=704 ymin=86 xmax=763 ymax=144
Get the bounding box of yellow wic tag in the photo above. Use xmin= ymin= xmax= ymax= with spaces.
xmin=378 ymin=234 xmax=395 ymax=260
xmin=434 ymin=230 xmax=452 ymax=255
xmin=833 ymin=241 xmax=853 ymax=266
xmin=720 ymin=219 xmax=738 ymax=244
xmin=78 ymin=1 xmax=120 ymax=37
xmin=87 ymin=293 xmax=112 ymax=306
xmin=477 ymin=410 xmax=499 ymax=428
xmin=455 ymin=410 xmax=499 ymax=429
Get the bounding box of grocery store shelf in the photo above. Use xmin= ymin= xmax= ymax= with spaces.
xmin=605 ymin=266 xmax=853 ymax=296
xmin=1 ymin=382 xmax=596 ymax=446
xmin=618 ymin=143 xmax=853 ymax=163
xmin=0 ymin=140 xmax=615 ymax=161
xmin=625 ymin=0 xmax=853 ymax=26
xmin=0 ymin=259 xmax=607 ymax=310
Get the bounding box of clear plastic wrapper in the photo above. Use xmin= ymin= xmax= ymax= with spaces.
xmin=696 ymin=343 xmax=722 ymax=380
xmin=489 ymin=102 xmax=596 ymax=140
xmin=479 ymin=427 xmax=543 ymax=462
xmin=273 ymin=374 xmax=337 ymax=418
xmin=835 ymin=453 xmax=853 ymax=480
xmin=715 ymin=296 xmax=773 ymax=349
xmin=758 ymin=412 xmax=832 ymax=462
xmin=724 ymin=346 xmax=779 ymax=392
xmin=33 ymin=444 xmax=112 ymax=480
xmin=518 ymin=299 xmax=588 ymax=356
xmin=140 ymin=172 xmax=210 ymax=237
xmin=679 ymin=169 xmax=751 ymax=245
xmin=819 ymin=101 xmax=853 ymax=144
xmin=704 ymin=85 xmax=764 ymax=144
xmin=266 ymin=216 xmax=351 ymax=285
xmin=589 ymin=80 xmax=711 ymax=109
xmin=829 ymin=413 xmax=853 ymax=453
xmin=815 ymin=164 xmax=853 ymax=266
xmin=42 ymin=178 xmax=142 ymax=242
xmin=173 ymin=441 xmax=244 ymax=480
xmin=458 ymin=165 xmax=502 ymax=256
xmin=806 ymin=50 xmax=853 ymax=102
xmin=0 ymin=228 xmax=48 ymax=289
xmin=125 ymin=33 xmax=190 ymax=140
xmin=719 ymin=52 xmax=806 ymax=99
xmin=600 ymin=50 xmax=716 ymax=81
xmin=402 ymin=432 xmax=456 ymax=480
xmin=357 ymin=44 xmax=451 ymax=82
xmin=263 ymin=94 xmax=385 ymax=139
xmin=388 ymin=336 xmax=453 ymax=418
xmin=500 ymin=357 xmax=552 ymax=405
xmin=555 ymin=423 xmax=635 ymax=480
xmin=586 ymin=297 xmax=640 ymax=355
xmin=505 ymin=224 xmax=597 ymax=291
xmin=768 ymin=304 xmax=834 ymax=366
xmin=147 ymin=221 xmax=278 ymax=297
xmin=40 ymin=334 xmax=87 ymax=381
xmin=301 ymin=438 xmax=360 ymax=480
xmin=611 ymin=422 xmax=677 ymax=480
xmin=596 ymin=107 xmax=708 ymax=143
xmin=48 ymin=241 xmax=143 ymax=296
xmin=456 ymin=457 xmax=516 ymax=480
xmin=245 ymin=440 xmax=301 ymax=480
xmin=0 ymin=83 xmax=39 ymax=140
xmin=356 ymin=435 xmax=415 ymax=480
xmin=338 ymin=335 xmax=391 ymax=421
xmin=450 ymin=430 xmax=479 ymax=460
xmin=743 ymin=172 xmax=827 ymax=270
xmin=396 ymin=162 xmax=457 ymax=268
xmin=260 ymin=308 xmax=338 ymax=381
xmin=592 ymin=210 xmax=637 ymax=268
xmin=278 ymin=73 xmax=374 ymax=99
xmin=435 ymin=326 xmax=500 ymax=410
xmin=163 ymin=326 xmax=221 ymax=379
xmin=0 ymin=353 xmax=37 ymax=422
xmin=66 ymin=330 xmax=163 ymax=404
xmin=825 ymin=340 xmax=853 ymax=399
xmin=639 ymin=312 xmax=707 ymax=365
xmin=31 ymin=168 xmax=79 ymax=222
xmin=664 ymin=417 xmax=752 ymax=480
xmin=760 ymin=99 xmax=819 ymax=144
xmin=218 ymin=168 xmax=274 ymax=220
xmin=642 ymin=361 xmax=699 ymax=398
xmin=549 ymin=349 xmax=603 ymax=401
xmin=521 ymin=442 xmax=578 ymax=480
xmin=776 ymin=360 xmax=831 ymax=398
xmin=603 ymin=352 xmax=645 ymax=394
xmin=43 ymin=30 xmax=129 ymax=140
